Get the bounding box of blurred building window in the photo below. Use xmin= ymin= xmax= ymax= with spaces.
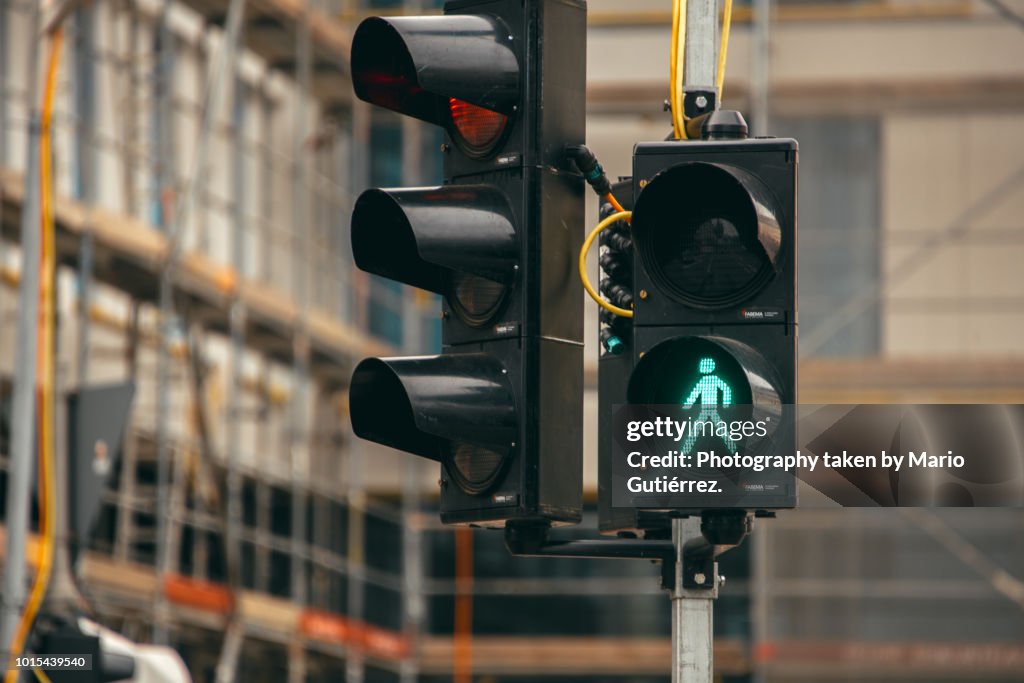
xmin=367 ymin=119 xmax=406 ymax=347
xmin=776 ymin=116 xmax=882 ymax=358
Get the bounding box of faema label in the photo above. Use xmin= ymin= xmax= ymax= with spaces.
xmin=739 ymin=308 xmax=783 ymax=321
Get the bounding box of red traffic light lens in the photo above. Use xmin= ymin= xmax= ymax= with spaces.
xmin=448 ymin=97 xmax=509 ymax=157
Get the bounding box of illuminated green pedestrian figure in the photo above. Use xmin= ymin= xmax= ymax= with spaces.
xmin=680 ymin=357 xmax=738 ymax=455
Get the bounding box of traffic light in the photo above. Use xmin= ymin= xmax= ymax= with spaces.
xmin=599 ymin=113 xmax=798 ymax=535
xmin=348 ymin=0 xmax=586 ymax=527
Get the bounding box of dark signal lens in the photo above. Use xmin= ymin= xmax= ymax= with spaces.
xmin=448 ymin=97 xmax=508 ymax=157
xmin=632 ymin=163 xmax=781 ymax=309
xmin=449 ymin=272 xmax=508 ymax=327
xmin=450 ymin=443 xmax=509 ymax=495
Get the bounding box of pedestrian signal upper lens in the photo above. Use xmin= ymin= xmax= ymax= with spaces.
xmin=631 ymin=162 xmax=782 ymax=310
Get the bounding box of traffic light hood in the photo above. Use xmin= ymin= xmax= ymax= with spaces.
xmin=351 ymin=186 xmax=518 ymax=297
xmin=349 ymin=354 xmax=518 ymax=463
xmin=351 ymin=15 xmax=520 ymax=127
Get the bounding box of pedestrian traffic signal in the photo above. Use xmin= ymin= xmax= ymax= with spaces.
xmin=599 ymin=113 xmax=798 ymax=535
xmin=348 ymin=0 xmax=586 ymax=527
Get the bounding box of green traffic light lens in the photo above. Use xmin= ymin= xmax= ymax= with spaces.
xmin=628 ymin=337 xmax=753 ymax=408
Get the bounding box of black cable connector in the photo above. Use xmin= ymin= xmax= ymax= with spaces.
xmin=600 ymin=280 xmax=634 ymax=310
xmin=604 ymin=230 xmax=632 ymax=254
xmin=599 ymin=251 xmax=631 ymax=280
xmin=599 ymin=326 xmax=625 ymax=355
xmin=566 ymin=144 xmax=613 ymax=198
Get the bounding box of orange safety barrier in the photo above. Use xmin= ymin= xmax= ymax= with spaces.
xmin=163 ymin=573 xmax=235 ymax=614
xmin=298 ymin=608 xmax=412 ymax=661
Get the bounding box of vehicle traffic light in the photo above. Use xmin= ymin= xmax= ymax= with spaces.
xmin=348 ymin=0 xmax=586 ymax=527
xmin=599 ymin=113 xmax=798 ymax=535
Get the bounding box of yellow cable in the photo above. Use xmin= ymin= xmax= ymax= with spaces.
xmin=671 ymin=0 xmax=688 ymax=138
xmin=33 ymin=668 xmax=53 ymax=683
xmin=670 ymin=0 xmax=681 ymax=138
xmin=716 ymin=0 xmax=734 ymax=99
xmin=5 ymin=28 xmax=61 ymax=683
xmin=579 ymin=211 xmax=633 ymax=319
xmin=605 ymin=192 xmax=626 ymax=215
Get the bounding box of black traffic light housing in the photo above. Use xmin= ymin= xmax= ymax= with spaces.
xmin=349 ymin=0 xmax=586 ymax=527
xmin=599 ymin=128 xmax=798 ymax=536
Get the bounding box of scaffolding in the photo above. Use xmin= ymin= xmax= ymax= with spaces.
xmin=0 ymin=0 xmax=433 ymax=679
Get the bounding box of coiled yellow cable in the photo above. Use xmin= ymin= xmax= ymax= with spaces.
xmin=579 ymin=211 xmax=634 ymax=319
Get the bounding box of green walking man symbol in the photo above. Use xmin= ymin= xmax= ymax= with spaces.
xmin=680 ymin=357 xmax=739 ymax=455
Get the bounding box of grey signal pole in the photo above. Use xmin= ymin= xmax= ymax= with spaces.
xmin=674 ymin=4 xmax=724 ymax=683
xmin=671 ymin=518 xmax=716 ymax=682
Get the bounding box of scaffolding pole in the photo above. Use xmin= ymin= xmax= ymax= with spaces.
xmin=288 ymin=10 xmax=312 ymax=683
xmin=73 ymin=1 xmax=96 ymax=387
xmin=0 ymin=0 xmax=8 ymax=166
xmin=346 ymin=91 xmax=372 ymax=683
xmin=215 ymin=34 xmax=248 ymax=682
xmin=399 ymin=107 xmax=425 ymax=683
xmin=346 ymin=446 xmax=366 ymax=683
xmin=154 ymin=0 xmax=248 ymax=644
xmin=0 ymin=0 xmax=42 ymax=657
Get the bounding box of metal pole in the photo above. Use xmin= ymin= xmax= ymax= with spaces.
xmin=214 ymin=37 xmax=247 ymax=683
xmin=290 ymin=1 xmax=311 ymax=610
xmin=0 ymin=0 xmax=9 ymax=167
xmin=346 ymin=87 xmax=371 ymax=683
xmin=750 ymin=525 xmax=769 ymax=683
xmin=1 ymin=1 xmax=43 ymax=657
xmin=400 ymin=462 xmax=424 ymax=683
xmin=45 ymin=227 xmax=83 ymax=615
xmin=346 ymin=444 xmax=366 ymax=683
xmin=154 ymin=0 xmax=247 ymax=645
xmin=399 ymin=103 xmax=425 ymax=683
xmin=74 ymin=0 xmax=96 ymax=387
xmin=751 ymin=0 xmax=771 ymax=137
xmin=672 ymin=6 xmax=721 ymax=680
xmin=287 ymin=12 xmax=311 ymax=683
xmin=671 ymin=519 xmax=715 ymax=683
xmin=683 ymin=0 xmax=718 ymax=94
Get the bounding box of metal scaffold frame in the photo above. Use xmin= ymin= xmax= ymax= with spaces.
xmin=0 ymin=0 xmax=431 ymax=679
